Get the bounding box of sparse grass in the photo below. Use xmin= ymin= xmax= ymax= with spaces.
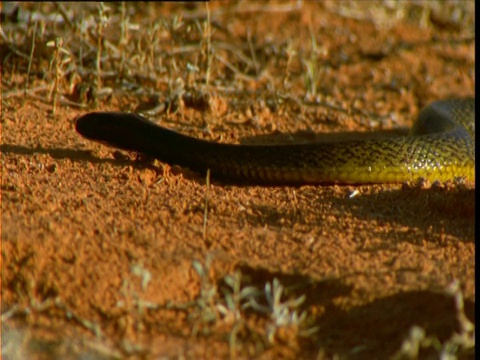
xmin=3 ymin=1 xmax=473 ymax=113
xmin=392 ymin=280 xmax=475 ymax=360
xmin=248 ymin=277 xmax=318 ymax=344
xmin=2 ymin=256 xmax=316 ymax=358
xmin=175 ymin=256 xmax=318 ymax=356
xmin=1 ymin=294 xmax=108 ymax=358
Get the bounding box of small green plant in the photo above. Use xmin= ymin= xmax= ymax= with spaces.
xmin=248 ymin=277 xmax=318 ymax=344
xmin=185 ymin=257 xmax=318 ymax=354
xmin=189 ymin=255 xmax=219 ymax=332
xmin=392 ymin=280 xmax=474 ymax=360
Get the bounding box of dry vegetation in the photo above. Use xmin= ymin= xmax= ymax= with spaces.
xmin=1 ymin=1 xmax=475 ymax=359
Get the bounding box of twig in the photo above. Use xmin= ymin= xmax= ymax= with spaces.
xmin=25 ymin=21 xmax=38 ymax=97
xmin=203 ymin=169 xmax=211 ymax=240
xmin=4 ymin=85 xmax=50 ymax=99
xmin=246 ymin=28 xmax=259 ymax=77
xmin=47 ymin=37 xmax=65 ymax=116
xmin=53 ymin=2 xmax=75 ymax=31
xmin=95 ymin=3 xmax=109 ymax=106
xmin=204 ymin=2 xmax=212 ymax=86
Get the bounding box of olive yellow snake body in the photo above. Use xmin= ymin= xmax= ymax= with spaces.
xmin=75 ymin=98 xmax=475 ymax=185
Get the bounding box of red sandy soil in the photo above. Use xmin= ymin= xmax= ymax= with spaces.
xmin=1 ymin=2 xmax=474 ymax=359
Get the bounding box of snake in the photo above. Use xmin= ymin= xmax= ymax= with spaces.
xmin=75 ymin=98 xmax=475 ymax=185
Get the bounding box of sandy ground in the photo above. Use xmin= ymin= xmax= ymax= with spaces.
xmin=1 ymin=2 xmax=475 ymax=359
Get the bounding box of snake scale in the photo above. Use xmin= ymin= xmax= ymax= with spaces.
xmin=75 ymin=98 xmax=475 ymax=185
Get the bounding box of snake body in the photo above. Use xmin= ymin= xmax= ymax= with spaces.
xmin=75 ymin=98 xmax=475 ymax=185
